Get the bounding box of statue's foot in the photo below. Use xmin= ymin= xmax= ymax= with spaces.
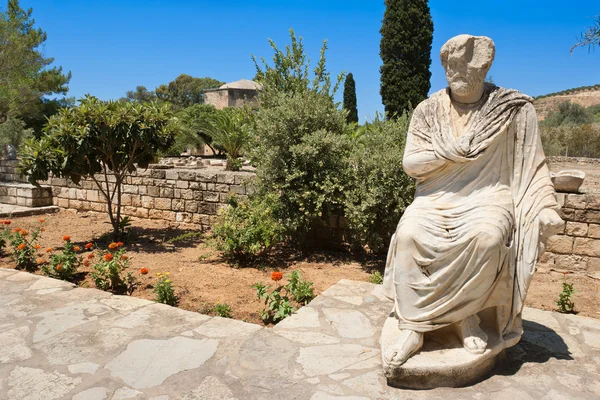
xmin=455 ymin=314 xmax=488 ymax=354
xmin=383 ymin=330 xmax=424 ymax=367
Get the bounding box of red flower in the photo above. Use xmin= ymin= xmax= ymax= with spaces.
xmin=117 ymin=241 xmax=124 ymax=248
xmin=46 ymin=247 xmax=52 ymax=253
xmin=13 ymin=228 xmax=21 ymax=233
xmin=36 ymin=258 xmax=44 ymax=265
xmin=19 ymin=230 xmax=29 ymax=237
xmin=108 ymin=242 xmax=118 ymax=250
xmin=39 ymin=219 xmax=45 ymax=223
xmin=87 ymin=253 xmax=95 ymax=259
xmin=34 ymin=244 xmax=40 ymax=249
xmin=40 ymin=227 xmax=45 ymax=232
xmin=3 ymin=220 xmax=10 ymax=225
xmin=271 ymin=271 xmax=283 ymax=282
xmin=17 ymin=243 xmax=26 ymax=251
xmin=121 ymin=255 xmax=128 ymax=260
xmin=62 ymin=235 xmax=71 ymax=241
xmin=104 ymin=253 xmax=114 ymax=262
xmin=83 ymin=259 xmax=90 ymax=267
xmin=85 ymin=243 xmax=93 ymax=250
xmin=73 ymin=246 xmax=81 ymax=252
xmin=55 ymin=264 xmax=62 ymax=271
xmin=140 ymin=267 xmax=149 ymax=275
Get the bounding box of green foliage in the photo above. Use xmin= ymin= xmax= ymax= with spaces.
xmin=166 ymin=231 xmax=204 ymax=244
xmin=543 ymin=101 xmax=593 ymax=127
xmin=369 ymin=271 xmax=384 ymax=284
xmin=154 ymin=272 xmax=178 ymax=306
xmin=344 ymin=114 xmax=415 ymax=252
xmin=43 ymin=238 xmax=80 ymax=281
xmin=380 ymin=0 xmax=433 ymax=118
xmin=198 ymin=107 xmax=253 ymax=170
xmin=343 ymin=73 xmax=359 ymax=124
xmin=91 ymin=247 xmax=131 ymax=292
xmin=156 ymin=74 xmax=224 ymax=110
xmin=541 ymin=124 xmax=600 ymax=158
xmin=286 ymin=270 xmax=315 ymax=305
xmin=212 ymin=303 xmax=233 ymax=318
xmin=7 ymin=225 xmax=42 ymax=271
xmin=211 ymin=194 xmax=285 ymax=261
xmin=251 ymin=91 xmax=351 ymax=234
xmin=173 ymin=104 xmax=222 ymax=156
xmin=586 ymin=104 xmax=600 ymax=123
xmin=252 ymin=29 xmax=345 ymax=108
xmin=20 ymin=96 xmax=179 ymax=239
xmin=0 ymin=117 xmax=32 ymax=151
xmin=253 ymin=281 xmax=295 ymax=323
xmin=121 ymin=86 xmax=157 ymax=103
xmin=556 ymin=278 xmax=575 ymax=314
xmin=0 ymin=0 xmax=71 ymax=123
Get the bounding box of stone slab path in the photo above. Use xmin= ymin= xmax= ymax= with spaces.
xmin=0 ymin=204 xmax=59 ymax=218
xmin=1 ymin=269 xmax=599 ymax=399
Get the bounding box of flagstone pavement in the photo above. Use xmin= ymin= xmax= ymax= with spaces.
xmin=0 ymin=268 xmax=599 ymax=399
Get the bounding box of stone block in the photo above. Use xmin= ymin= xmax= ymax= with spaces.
xmin=179 ymin=171 xmax=196 ymax=181
xmin=216 ymin=173 xmax=235 ymax=184
xmin=154 ymin=198 xmax=172 ymax=210
xmin=229 ymin=185 xmax=245 ymax=195
xmin=150 ymin=169 xmax=167 ymax=179
xmin=138 ymin=186 xmax=147 ymax=195
xmin=215 ymin=184 xmax=230 ymax=193
xmin=141 ymin=196 xmax=154 ymax=209
xmin=565 ymin=194 xmax=586 ymax=209
xmin=131 ymin=195 xmax=142 ymax=207
xmin=90 ymin=202 xmax=106 ymax=212
xmin=553 ymin=254 xmax=588 ymax=272
xmin=122 ymin=185 xmax=138 ymax=194
xmin=174 ymin=189 xmax=181 ymax=198
xmin=147 ymin=186 xmax=160 ymax=197
xmin=587 ymin=257 xmax=600 ymax=272
xmin=565 ymin=222 xmax=588 ymax=237
xmin=165 ymin=170 xmax=179 ymax=180
xmin=160 ymin=187 xmax=174 ymax=198
xmin=149 ymin=209 xmax=164 ymax=219
xmin=180 ymin=189 xmax=197 ymax=200
xmin=203 ymin=192 xmax=219 ymax=203
xmin=124 ymin=206 xmax=148 ymax=218
xmin=120 ymin=194 xmax=132 ymax=206
xmin=172 ymin=200 xmax=185 ymax=211
xmin=57 ymin=198 xmax=70 ymax=208
xmin=185 ymin=201 xmax=198 ymax=213
xmin=586 ymin=194 xmax=600 ymax=211
xmin=588 ymin=224 xmax=600 ymax=239
xmin=198 ymin=203 xmax=217 ymax=215
xmin=176 ymin=180 xmax=189 ymax=189
xmin=546 ymin=235 xmax=573 ymax=254
xmin=87 ymin=190 xmax=100 ymax=202
xmin=69 ymin=199 xmax=82 ymax=209
xmin=189 ymin=182 xmax=203 ymax=190
xmin=573 ymin=237 xmax=600 ymax=257
xmin=196 ymin=171 xmax=217 ymax=183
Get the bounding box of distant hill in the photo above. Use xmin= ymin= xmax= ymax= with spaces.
xmin=534 ymin=84 xmax=600 ymax=120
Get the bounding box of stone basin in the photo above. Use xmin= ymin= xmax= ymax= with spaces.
xmin=550 ymin=170 xmax=585 ymax=193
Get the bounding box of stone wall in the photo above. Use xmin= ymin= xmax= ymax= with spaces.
xmin=42 ymin=167 xmax=255 ymax=229
xmin=539 ymin=193 xmax=600 ymax=274
xmin=0 ymin=159 xmax=27 ymax=183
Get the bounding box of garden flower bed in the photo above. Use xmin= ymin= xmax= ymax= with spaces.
xmin=1 ymin=210 xmax=599 ymax=324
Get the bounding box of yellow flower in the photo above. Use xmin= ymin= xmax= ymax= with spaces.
xmin=165 ymin=279 xmax=171 ymax=283
xmin=164 ymin=272 xmax=170 ymax=275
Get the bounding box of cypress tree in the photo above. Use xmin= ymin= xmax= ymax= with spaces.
xmin=380 ymin=0 xmax=433 ymax=118
xmin=343 ymin=73 xmax=359 ymax=124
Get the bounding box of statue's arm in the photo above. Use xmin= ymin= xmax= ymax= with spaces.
xmin=402 ymin=107 xmax=447 ymax=179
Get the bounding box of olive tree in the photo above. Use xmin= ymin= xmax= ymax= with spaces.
xmin=19 ymin=96 xmax=179 ymax=239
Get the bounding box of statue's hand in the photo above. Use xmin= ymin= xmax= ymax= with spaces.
xmin=539 ymin=208 xmax=564 ymax=237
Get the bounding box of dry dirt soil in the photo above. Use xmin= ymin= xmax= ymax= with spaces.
xmin=534 ymin=88 xmax=600 ymax=120
xmin=1 ymin=211 xmax=599 ymax=324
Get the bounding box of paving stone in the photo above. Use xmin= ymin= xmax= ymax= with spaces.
xmin=182 ymin=376 xmax=238 ymax=400
xmin=25 ymin=276 xmax=73 ymax=291
xmin=583 ymin=330 xmax=600 ymax=348
xmin=342 ymin=371 xmax=386 ymax=398
xmin=100 ymin=296 xmax=154 ymax=312
xmin=297 ymin=344 xmax=379 ymax=376
xmin=105 ymin=336 xmax=219 ymax=389
xmin=322 ymin=308 xmax=375 ymax=339
xmin=68 ymin=362 xmax=100 ymax=374
xmin=274 ymin=330 xmax=340 ymax=345
xmin=329 ymin=373 xmax=351 ymax=381
xmin=72 ymin=387 xmax=108 ymax=400
xmin=112 ymin=386 xmax=144 ymax=399
xmin=6 ymin=366 xmax=81 ymax=400
xmin=309 ymin=392 xmax=369 ymax=400
xmin=0 ymin=326 xmax=32 ymax=363
xmin=193 ymin=317 xmax=261 ymax=338
xmin=274 ymin=306 xmax=321 ymax=330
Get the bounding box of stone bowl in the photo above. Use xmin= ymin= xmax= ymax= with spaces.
xmin=550 ymin=170 xmax=585 ymax=193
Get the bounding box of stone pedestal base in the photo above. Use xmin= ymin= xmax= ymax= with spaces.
xmin=380 ymin=315 xmax=520 ymax=389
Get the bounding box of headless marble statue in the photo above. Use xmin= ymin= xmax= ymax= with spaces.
xmin=380 ymin=34 xmax=564 ymax=386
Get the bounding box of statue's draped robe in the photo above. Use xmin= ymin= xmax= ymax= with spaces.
xmin=382 ymin=85 xmax=558 ymax=338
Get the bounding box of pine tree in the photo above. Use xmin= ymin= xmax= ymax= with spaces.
xmin=343 ymin=73 xmax=359 ymax=124
xmin=380 ymin=0 xmax=433 ymax=118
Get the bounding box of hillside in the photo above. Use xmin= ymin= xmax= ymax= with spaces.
xmin=534 ymin=84 xmax=600 ymax=120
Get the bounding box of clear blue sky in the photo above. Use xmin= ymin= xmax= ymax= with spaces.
xmin=18 ymin=0 xmax=600 ymax=121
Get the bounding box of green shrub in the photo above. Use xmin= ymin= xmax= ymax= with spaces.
xmin=154 ymin=272 xmax=178 ymax=306
xmin=286 ymin=270 xmax=315 ymax=305
xmin=7 ymin=223 xmax=43 ymax=271
xmin=369 ymin=271 xmax=384 ymax=285
xmin=211 ymin=194 xmax=284 ymax=261
xmin=42 ymin=237 xmax=81 ymax=281
xmin=212 ymin=303 xmax=233 ymax=318
xmin=91 ymin=244 xmax=133 ymax=292
xmin=542 ymin=124 xmax=600 ymax=158
xmin=344 ymin=115 xmax=415 ymax=252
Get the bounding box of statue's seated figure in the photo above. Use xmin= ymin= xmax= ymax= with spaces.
xmin=382 ymin=35 xmax=564 ymax=368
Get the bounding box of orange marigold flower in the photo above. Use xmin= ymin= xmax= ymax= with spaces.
xmin=83 ymin=259 xmax=90 ymax=267
xmin=17 ymin=243 xmax=26 ymax=251
xmin=62 ymin=235 xmax=71 ymax=241
xmin=85 ymin=243 xmax=93 ymax=250
xmin=39 ymin=219 xmax=45 ymax=223
xmin=108 ymin=242 xmax=118 ymax=250
xmin=140 ymin=267 xmax=149 ymax=275
xmin=117 ymin=241 xmax=124 ymax=247
xmin=104 ymin=253 xmax=114 ymax=262
xmin=13 ymin=227 xmax=21 ymax=232
xmin=46 ymin=247 xmax=52 ymax=253
xmin=271 ymin=271 xmax=283 ymax=281
xmin=20 ymin=230 xmax=29 ymax=236
xmin=73 ymin=246 xmax=81 ymax=252
xmin=87 ymin=253 xmax=95 ymax=259
xmin=121 ymin=255 xmax=128 ymax=260
xmin=40 ymin=227 xmax=46 ymax=232
xmin=36 ymin=258 xmax=44 ymax=265
xmin=4 ymin=220 xmax=11 ymax=225
xmin=34 ymin=244 xmax=40 ymax=249
xmin=55 ymin=264 xmax=62 ymax=271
